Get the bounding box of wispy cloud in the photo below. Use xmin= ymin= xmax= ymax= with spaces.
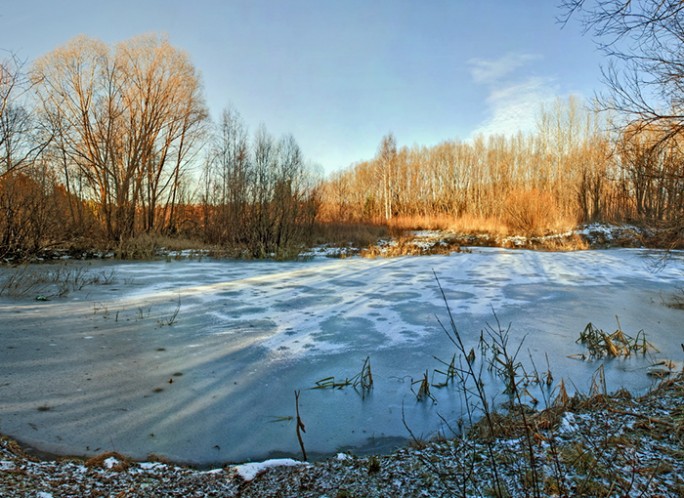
xmin=468 ymin=53 xmax=541 ymax=85
xmin=475 ymin=77 xmax=558 ymax=137
xmin=468 ymin=53 xmax=557 ymax=137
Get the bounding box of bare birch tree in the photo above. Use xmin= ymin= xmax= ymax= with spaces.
xmin=202 ymin=107 xmax=250 ymax=244
xmin=376 ymin=133 xmax=397 ymax=222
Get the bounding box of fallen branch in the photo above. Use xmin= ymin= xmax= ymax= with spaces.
xmin=606 ymin=407 xmax=674 ymax=429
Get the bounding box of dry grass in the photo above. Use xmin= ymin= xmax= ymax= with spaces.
xmin=84 ymin=451 xmax=131 ymax=472
xmin=460 ymin=372 xmax=684 ymax=496
xmin=0 ymin=265 xmax=116 ymax=298
xmin=387 ymin=215 xmax=453 ymax=232
xmin=115 ymin=234 xmax=210 ymax=259
xmin=447 ymin=214 xmax=511 ymax=237
xmin=312 ymin=222 xmax=389 ymax=248
xmin=383 ymin=211 xmax=580 ymax=241
xmin=641 ymin=224 xmax=684 ymax=249
xmin=503 ymin=190 xmax=579 ymax=237
xmin=575 ymin=321 xmax=656 ymax=360
xmin=387 ymin=214 xmax=512 ymax=237
xmin=359 ymin=230 xmax=588 ymax=257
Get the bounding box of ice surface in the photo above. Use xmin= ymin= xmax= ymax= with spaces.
xmin=0 ymin=248 xmax=682 ymax=465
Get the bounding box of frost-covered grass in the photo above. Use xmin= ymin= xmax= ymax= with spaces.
xmin=0 ymin=264 xmax=116 ymax=298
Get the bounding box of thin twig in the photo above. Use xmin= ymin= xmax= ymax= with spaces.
xmin=294 ymin=390 xmax=307 ymax=461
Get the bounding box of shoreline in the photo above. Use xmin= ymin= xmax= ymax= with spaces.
xmin=2 ymin=373 xmax=684 ymax=496
xmin=4 ymin=222 xmax=682 ymax=265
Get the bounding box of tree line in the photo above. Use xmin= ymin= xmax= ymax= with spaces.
xmin=0 ymin=35 xmax=318 ymax=259
xmin=199 ymin=109 xmax=317 ymax=258
xmin=318 ymin=97 xmax=684 ymax=236
xmin=1 ymin=25 xmax=683 ymax=260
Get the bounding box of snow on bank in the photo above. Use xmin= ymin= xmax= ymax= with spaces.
xmin=232 ymin=458 xmax=309 ymax=481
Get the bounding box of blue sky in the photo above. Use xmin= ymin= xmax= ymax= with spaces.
xmin=0 ymin=1 xmax=602 ymax=173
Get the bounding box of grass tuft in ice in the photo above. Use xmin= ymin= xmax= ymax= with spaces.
xmin=355 ymin=356 xmax=373 ymax=396
xmin=158 ymin=294 xmax=181 ymax=327
xmin=312 ymin=356 xmax=373 ymax=397
xmin=412 ymin=369 xmax=434 ymax=403
xmin=431 ymin=353 xmax=457 ymax=388
xmin=312 ymin=376 xmax=351 ymax=390
xmin=575 ymin=318 xmax=657 ymax=359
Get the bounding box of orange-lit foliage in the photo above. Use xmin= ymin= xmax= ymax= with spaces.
xmin=316 ymin=98 xmax=680 ymax=239
xmin=616 ymin=123 xmax=684 ymax=224
xmin=0 ymin=172 xmax=54 ymax=257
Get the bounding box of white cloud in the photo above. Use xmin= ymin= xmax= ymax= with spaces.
xmin=468 ymin=53 xmax=558 ymax=137
xmin=468 ymin=53 xmax=541 ymax=84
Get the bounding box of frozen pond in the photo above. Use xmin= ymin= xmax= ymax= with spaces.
xmin=0 ymin=248 xmax=682 ymax=466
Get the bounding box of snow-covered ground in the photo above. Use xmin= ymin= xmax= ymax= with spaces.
xmin=0 ymin=248 xmax=682 ymax=466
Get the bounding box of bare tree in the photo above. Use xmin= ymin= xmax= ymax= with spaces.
xmin=32 ymin=34 xmax=207 ymax=242
xmin=199 ymin=107 xmax=251 ymax=244
xmin=115 ymin=36 xmax=207 ymax=234
xmin=200 ymin=117 xmax=318 ymax=257
xmin=0 ymin=53 xmax=49 ymax=177
xmin=561 ymin=1 xmax=684 ymax=138
xmin=376 ymin=133 xmax=397 ymax=222
xmin=562 ymin=1 xmax=684 ymax=231
xmin=0 ymin=53 xmax=57 ymax=258
xmin=273 ymin=134 xmax=316 ymax=250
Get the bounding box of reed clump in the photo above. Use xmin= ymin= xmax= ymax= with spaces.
xmin=575 ymin=320 xmax=656 ymax=359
